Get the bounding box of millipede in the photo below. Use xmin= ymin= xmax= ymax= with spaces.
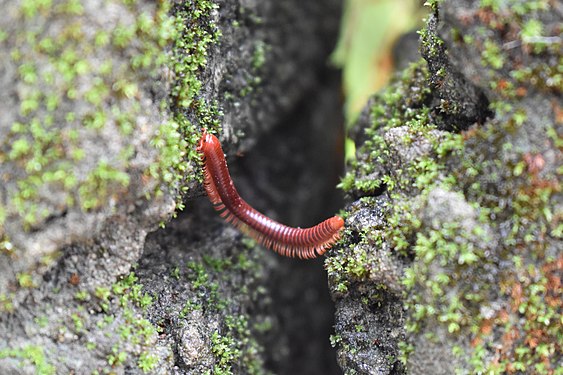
xmin=197 ymin=130 xmax=344 ymax=259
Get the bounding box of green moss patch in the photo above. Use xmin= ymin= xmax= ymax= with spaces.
xmin=65 ymin=271 xmax=162 ymax=373
xmin=0 ymin=0 xmax=223 ymax=231
xmin=0 ymin=345 xmax=55 ymax=375
xmin=178 ymin=250 xmax=268 ymax=375
xmin=332 ymin=33 xmax=560 ymax=371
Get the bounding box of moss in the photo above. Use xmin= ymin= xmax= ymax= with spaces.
xmin=0 ymin=234 xmax=14 ymax=255
xmin=480 ymin=0 xmax=549 ymax=15
xmin=0 ymin=0 xmax=223 ymax=230
xmin=0 ymin=293 xmax=15 ymax=313
xmin=422 ymin=0 xmax=443 ymax=12
xmin=107 ymin=347 xmax=128 ymax=366
xmin=71 ymin=312 xmax=84 ymax=332
xmin=334 ymin=5 xmax=561 ymax=368
xmin=175 ymin=250 xmax=267 ymax=374
xmin=137 ymin=350 xmax=159 ymax=372
xmin=481 ymin=39 xmax=504 ymax=70
xmin=447 ymin=119 xmax=561 ymax=373
xmin=111 ymin=272 xmax=154 ymax=310
xmin=471 ymin=0 xmax=560 ymax=96
xmin=78 ymin=161 xmax=130 ymax=210
xmin=44 ymin=271 xmax=161 ymax=373
xmin=400 ymin=102 xmax=559 ymax=370
xmin=169 ymin=2 xmax=221 ymax=113
xmin=251 ymin=40 xmax=267 ymax=70
xmin=0 ymin=345 xmax=55 ymax=375
xmin=209 ymin=314 xmax=266 ymax=375
xmin=210 ymin=330 xmax=242 ymax=374
xmin=0 ymin=0 xmax=163 ymax=226
xmin=16 ymin=272 xmax=36 ymax=288
xmin=327 ymin=61 xmax=433 ymax=300
xmin=417 ymin=19 xmax=443 ymax=60
xmin=74 ymin=289 xmax=89 ymax=302
xmin=101 ymin=273 xmax=158 ymax=370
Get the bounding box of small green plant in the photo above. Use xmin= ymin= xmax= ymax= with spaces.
xmin=138 ymin=351 xmax=159 ymax=372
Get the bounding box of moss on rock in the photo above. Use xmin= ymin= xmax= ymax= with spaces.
xmin=330 ymin=1 xmax=560 ymax=373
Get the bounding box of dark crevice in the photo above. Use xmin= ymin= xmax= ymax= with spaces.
xmin=421 ymin=14 xmax=494 ymax=132
xmin=234 ymin=67 xmax=344 ymax=375
xmin=349 ymin=184 xmax=388 ymax=201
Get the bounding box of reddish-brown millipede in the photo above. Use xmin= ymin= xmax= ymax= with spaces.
xmin=197 ymin=130 xmax=344 ymax=259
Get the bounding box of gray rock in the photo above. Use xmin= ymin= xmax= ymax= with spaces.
xmin=0 ymin=0 xmax=342 ymax=373
xmin=331 ymin=0 xmax=561 ymax=373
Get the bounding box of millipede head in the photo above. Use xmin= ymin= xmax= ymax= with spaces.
xmin=197 ymin=130 xmax=206 ymax=152
xmin=197 ymin=130 xmax=221 ymax=154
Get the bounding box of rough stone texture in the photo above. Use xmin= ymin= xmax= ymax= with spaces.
xmin=0 ymin=0 xmax=177 ymax=295
xmin=0 ymin=0 xmax=343 ymax=373
xmin=194 ymin=0 xmax=343 ymax=152
xmin=136 ymin=203 xmax=274 ymax=374
xmin=3 ymin=0 xmax=560 ymax=373
xmin=328 ymin=0 xmax=561 ymax=374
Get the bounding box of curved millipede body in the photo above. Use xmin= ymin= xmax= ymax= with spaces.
xmin=197 ymin=131 xmax=344 ymax=259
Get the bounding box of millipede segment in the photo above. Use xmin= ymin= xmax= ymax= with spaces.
xmin=197 ymin=131 xmax=344 ymax=259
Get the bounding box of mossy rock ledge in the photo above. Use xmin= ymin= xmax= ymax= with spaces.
xmin=329 ymin=1 xmax=561 ymax=374
xmin=0 ymin=0 xmax=341 ymax=373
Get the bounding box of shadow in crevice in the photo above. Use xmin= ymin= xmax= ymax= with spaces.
xmin=235 ymin=67 xmax=344 ymax=375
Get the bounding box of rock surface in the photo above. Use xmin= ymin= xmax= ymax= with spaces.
xmin=0 ymin=0 xmax=342 ymax=373
xmin=2 ymin=0 xmax=560 ymax=374
xmin=329 ymin=0 xmax=561 ymax=373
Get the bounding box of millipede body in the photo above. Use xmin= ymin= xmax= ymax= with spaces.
xmin=197 ymin=131 xmax=344 ymax=259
